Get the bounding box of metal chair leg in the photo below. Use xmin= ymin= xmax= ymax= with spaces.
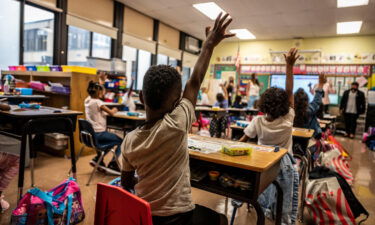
xmin=30 ymin=158 xmax=35 ymax=187
xmin=86 ymin=151 xmax=105 ymax=186
xmin=230 ymin=200 xmax=243 ymax=225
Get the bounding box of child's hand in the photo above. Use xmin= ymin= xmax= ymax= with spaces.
xmin=205 ymin=13 xmax=235 ymax=48
xmin=284 ymin=48 xmax=300 ymax=67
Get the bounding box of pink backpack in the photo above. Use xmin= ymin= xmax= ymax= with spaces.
xmin=12 ymin=178 xmax=85 ymax=225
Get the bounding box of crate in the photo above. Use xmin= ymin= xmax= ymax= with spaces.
xmin=44 ymin=133 xmax=69 ymax=151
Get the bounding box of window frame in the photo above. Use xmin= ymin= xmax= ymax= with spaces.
xmin=21 ymin=1 xmax=57 ymax=65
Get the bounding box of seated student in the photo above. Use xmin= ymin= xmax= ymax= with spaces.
xmin=84 ymin=81 xmax=122 ymax=175
xmin=121 ymin=13 xmax=233 ymax=225
xmin=240 ymin=48 xmax=300 ymax=224
xmin=210 ymin=84 xmax=229 ymax=138
xmin=294 ymin=73 xmax=325 ymax=139
xmin=240 ymin=48 xmax=299 ymax=154
xmin=232 ymin=95 xmax=245 ymax=109
xmin=122 ymin=77 xmax=136 ymax=112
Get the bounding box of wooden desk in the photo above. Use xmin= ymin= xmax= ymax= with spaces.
xmin=188 ymin=134 xmax=286 ymax=225
xmin=320 ymin=123 xmax=327 ymax=129
xmin=107 ymin=111 xmax=146 ymax=135
xmin=319 ymin=119 xmax=332 ymax=125
xmin=0 ymin=106 xmax=82 ymax=134
xmin=195 ymin=106 xmax=227 ymax=112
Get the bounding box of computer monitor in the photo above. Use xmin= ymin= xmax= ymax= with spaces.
xmin=270 ymin=74 xmax=319 ymax=102
xmin=328 ymin=94 xmax=338 ymax=105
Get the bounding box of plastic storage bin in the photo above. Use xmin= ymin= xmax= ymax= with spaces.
xmin=49 ymin=66 xmax=62 ymax=71
xmin=44 ymin=133 xmax=69 ymax=151
xmin=15 ymin=88 xmax=33 ymax=95
xmin=36 ymin=65 xmax=50 ymax=72
xmin=61 ymin=65 xmax=97 ymax=74
xmin=26 ymin=66 xmax=37 ymax=71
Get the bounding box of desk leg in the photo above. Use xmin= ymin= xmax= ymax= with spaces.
xmin=17 ymin=135 xmax=27 ymax=202
xmin=252 ymin=201 xmax=265 ymax=225
xmin=69 ymin=134 xmax=77 ymax=180
xmin=273 ymin=180 xmax=283 ymax=225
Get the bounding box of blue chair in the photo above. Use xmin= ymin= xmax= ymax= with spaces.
xmin=77 ymin=119 xmax=121 ymax=186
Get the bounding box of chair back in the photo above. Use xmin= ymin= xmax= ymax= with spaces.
xmin=78 ymin=119 xmax=98 ymax=148
xmin=95 ymin=183 xmax=153 ymax=225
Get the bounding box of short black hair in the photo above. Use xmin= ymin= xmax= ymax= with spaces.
xmin=352 ymin=82 xmax=359 ymax=87
xmin=87 ymin=81 xmax=104 ymax=97
xmin=259 ymin=87 xmax=290 ymax=120
xmin=142 ymin=65 xmax=182 ymax=110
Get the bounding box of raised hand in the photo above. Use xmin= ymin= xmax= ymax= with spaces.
xmin=205 ymin=13 xmax=235 ymax=48
xmin=284 ymin=48 xmax=300 ymax=67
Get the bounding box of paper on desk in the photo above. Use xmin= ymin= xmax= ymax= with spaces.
xmin=188 ymin=139 xmax=222 ymax=154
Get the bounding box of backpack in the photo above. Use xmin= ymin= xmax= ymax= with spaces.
xmin=12 ymin=178 xmax=85 ymax=225
xmin=305 ymin=167 xmax=368 ymax=225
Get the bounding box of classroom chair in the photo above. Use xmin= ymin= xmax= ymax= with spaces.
xmin=76 ymin=119 xmax=121 ymax=186
xmin=95 ymin=183 xmax=153 ymax=225
xmin=18 ymin=117 xmax=77 ymax=201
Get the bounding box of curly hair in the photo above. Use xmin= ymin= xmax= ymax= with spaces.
xmin=294 ymin=88 xmax=309 ymax=127
xmin=142 ymin=65 xmax=182 ymax=110
xmin=259 ymin=87 xmax=290 ymax=120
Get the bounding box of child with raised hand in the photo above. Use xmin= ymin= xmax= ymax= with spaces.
xmin=121 ymin=13 xmax=234 ymax=225
xmin=294 ymin=73 xmax=326 ymax=139
xmin=210 ymin=83 xmax=229 ymax=138
xmin=84 ymin=81 xmax=122 ymax=175
xmin=240 ymin=48 xmax=300 ymax=153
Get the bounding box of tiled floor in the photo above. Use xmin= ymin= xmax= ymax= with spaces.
xmin=0 ymin=136 xmax=374 ymax=225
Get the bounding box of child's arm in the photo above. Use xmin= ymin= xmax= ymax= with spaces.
xmin=183 ymin=13 xmax=234 ymax=106
xmin=284 ymin=48 xmax=300 ymax=108
xmin=310 ymin=74 xmax=325 ymax=114
xmin=220 ymin=83 xmax=229 ymax=100
xmin=121 ymin=171 xmax=137 ymax=192
xmin=0 ymin=103 xmax=11 ymax=111
xmin=100 ymin=105 xmax=118 ymax=116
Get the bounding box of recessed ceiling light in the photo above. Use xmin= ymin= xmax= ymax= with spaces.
xmin=337 ymin=21 xmax=362 ymax=34
xmin=193 ymin=2 xmax=227 ymax=20
xmin=229 ymin=29 xmax=256 ymax=40
xmin=337 ymin=0 xmax=369 ymax=8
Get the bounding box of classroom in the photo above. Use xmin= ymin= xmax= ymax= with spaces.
xmin=0 ymin=0 xmax=375 ymax=224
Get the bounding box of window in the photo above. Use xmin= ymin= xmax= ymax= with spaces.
xmin=182 ymin=67 xmax=191 ymax=88
xmin=92 ymin=32 xmax=111 ymax=59
xmin=0 ymin=0 xmax=20 ymax=69
xmin=122 ymin=45 xmax=137 ymax=84
xmin=168 ymin=57 xmax=178 ymax=67
xmin=68 ymin=26 xmax=90 ymax=66
xmin=23 ymin=4 xmax=54 ymax=65
xmin=157 ymin=54 xmax=168 ymax=65
xmin=137 ymin=50 xmax=151 ymax=90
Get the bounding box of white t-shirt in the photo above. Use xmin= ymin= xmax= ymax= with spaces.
xmin=200 ymin=93 xmax=210 ymax=105
xmin=122 ymin=98 xmax=196 ymax=216
xmin=249 ymin=81 xmax=260 ymax=97
xmin=122 ymin=93 xmax=136 ymax=112
xmin=244 ymin=108 xmax=295 ymax=153
xmin=346 ymin=91 xmax=357 ymax=114
xmin=84 ymin=96 xmax=107 ymax=133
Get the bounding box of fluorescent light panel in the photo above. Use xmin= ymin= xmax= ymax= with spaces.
xmin=229 ymin=29 xmax=256 ymax=39
xmin=337 ymin=0 xmax=369 ymax=8
xmin=337 ymin=21 xmax=362 ymax=34
xmin=193 ymin=2 xmax=227 ymax=20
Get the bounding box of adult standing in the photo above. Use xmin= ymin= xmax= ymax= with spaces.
xmin=340 ymin=82 xmax=366 ymax=138
xmin=225 ymin=76 xmax=235 ymax=106
xmin=310 ymin=77 xmax=336 ymax=114
xmin=247 ymin=73 xmax=260 ymax=108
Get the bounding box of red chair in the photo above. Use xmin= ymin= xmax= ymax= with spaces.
xmin=95 ymin=183 xmax=153 ymax=225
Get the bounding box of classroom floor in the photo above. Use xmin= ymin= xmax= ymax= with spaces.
xmin=0 ymin=136 xmax=374 ymax=225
